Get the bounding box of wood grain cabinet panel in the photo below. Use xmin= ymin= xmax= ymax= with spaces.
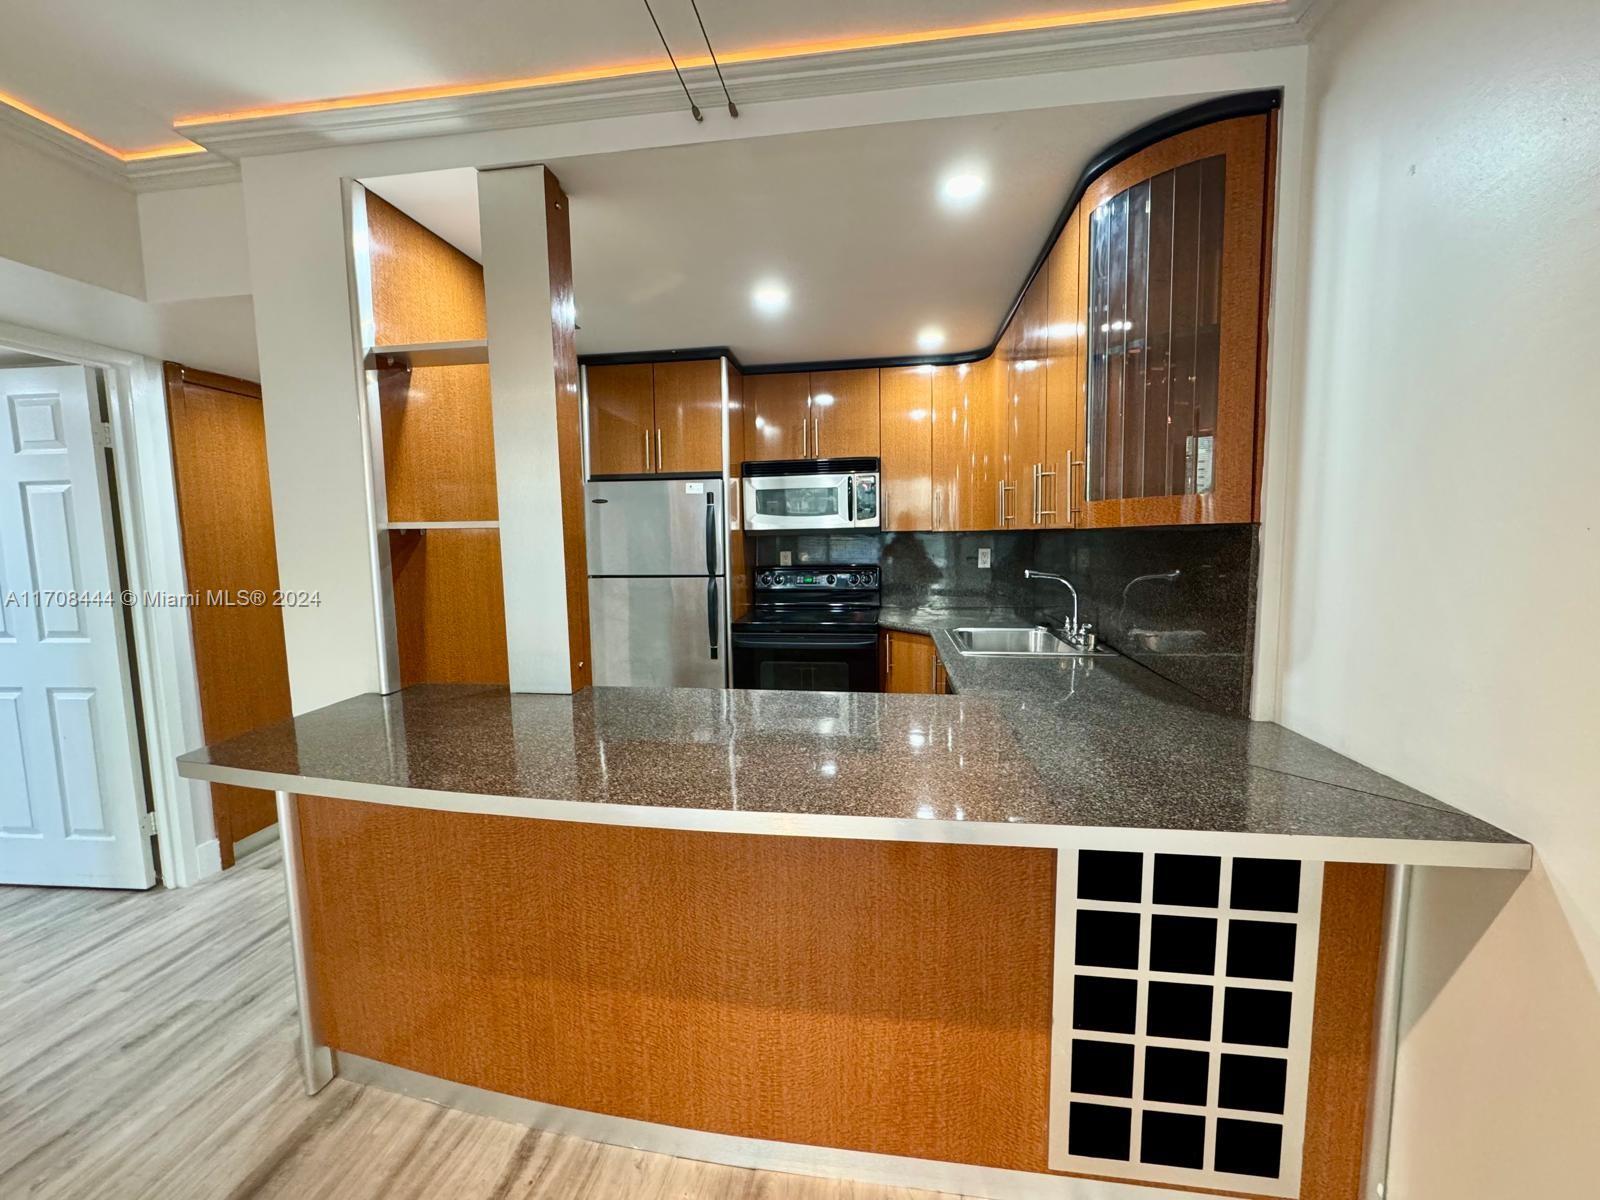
xmin=1043 ymin=213 xmax=1085 ymax=529
xmin=931 ymin=358 xmax=1003 ymax=531
xmin=164 ymin=365 xmax=292 ymax=867
xmin=880 ymin=630 xmax=942 ymax=694
xmin=1007 ymin=271 xmax=1051 ymax=528
xmin=366 ymin=192 xmax=487 ymax=345
xmin=585 ymin=363 xmax=654 ymax=476
xmin=390 ymin=528 xmax=509 ymax=685
xmin=744 ymin=372 xmax=811 ymax=461
xmin=808 ymin=368 xmax=879 ymax=459
xmin=879 ymin=366 xmax=933 ymax=531
xmin=379 ymin=365 xmax=498 ymax=523
xmin=653 ymin=359 xmax=724 ymax=474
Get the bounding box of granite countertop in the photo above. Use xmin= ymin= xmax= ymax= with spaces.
xmin=179 ymin=619 xmax=1529 ymax=866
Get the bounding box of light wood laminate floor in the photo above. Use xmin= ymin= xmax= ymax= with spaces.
xmin=0 ymin=845 xmax=962 ymax=1200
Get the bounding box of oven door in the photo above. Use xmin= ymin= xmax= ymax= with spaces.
xmin=732 ymin=631 xmax=879 ymax=693
xmin=742 ymin=473 xmax=851 ymax=532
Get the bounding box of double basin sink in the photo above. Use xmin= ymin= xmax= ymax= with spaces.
xmin=950 ymin=626 xmax=1112 ymax=658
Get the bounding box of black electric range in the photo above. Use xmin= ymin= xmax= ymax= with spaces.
xmin=731 ymin=565 xmax=880 ymax=692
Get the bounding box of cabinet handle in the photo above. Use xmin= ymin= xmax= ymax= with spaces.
xmin=644 ymin=429 xmax=652 ymax=471
xmin=930 ymin=653 xmax=938 ymax=693
xmin=1064 ymin=455 xmax=1082 ymax=525
xmin=998 ymin=479 xmax=1015 ymax=525
xmin=800 ymin=417 xmax=808 ymax=458
xmin=656 ymin=428 xmax=662 ymax=468
xmin=1037 ymin=464 xmax=1057 ymax=521
xmin=813 ymin=414 xmax=821 ymax=458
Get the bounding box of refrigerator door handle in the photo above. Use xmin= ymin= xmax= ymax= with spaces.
xmin=704 ymin=491 xmax=718 ymax=576
xmin=707 ymin=576 xmax=719 ymax=660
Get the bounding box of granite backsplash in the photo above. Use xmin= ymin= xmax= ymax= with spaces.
xmin=751 ymin=524 xmax=1259 ymax=714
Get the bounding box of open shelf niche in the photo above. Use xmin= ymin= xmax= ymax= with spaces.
xmin=357 ymin=187 xmax=508 ymax=687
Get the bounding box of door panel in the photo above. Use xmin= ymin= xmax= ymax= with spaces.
xmin=1044 ymin=211 xmax=1085 ymax=528
xmin=880 ymin=630 xmax=940 ymax=694
xmin=808 ymin=369 xmax=879 ymax=459
xmin=589 ymin=576 xmax=724 ymax=688
xmin=166 ymin=365 xmax=296 ymax=866
xmin=931 ymin=359 xmax=1002 ymax=531
xmin=0 ymin=365 xmax=154 ymax=888
xmin=879 ymin=366 xmax=933 ymax=531
xmin=653 ymin=360 xmax=724 ymax=474
xmin=1006 ymin=273 xmax=1050 ymax=527
xmin=586 ymin=479 xmax=724 ymax=577
xmin=586 ymin=363 xmax=655 ymax=476
xmin=744 ymin=373 xmax=810 ymax=462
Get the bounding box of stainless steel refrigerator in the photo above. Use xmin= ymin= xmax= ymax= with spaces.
xmin=586 ymin=478 xmax=726 ymax=688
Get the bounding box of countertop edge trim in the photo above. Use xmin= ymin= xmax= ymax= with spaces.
xmin=177 ymin=760 xmax=1532 ymax=870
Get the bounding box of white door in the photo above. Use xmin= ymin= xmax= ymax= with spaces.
xmin=0 ymin=365 xmax=155 ymax=888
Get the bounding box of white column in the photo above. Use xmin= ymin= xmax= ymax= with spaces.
xmin=477 ymin=165 xmax=584 ymax=693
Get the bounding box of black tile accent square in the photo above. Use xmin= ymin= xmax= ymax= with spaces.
xmin=1222 ymin=987 xmax=1292 ymax=1048
xmin=1068 ymin=1102 xmax=1132 ymax=1161
xmin=1071 ymin=1039 xmax=1135 ymax=1098
xmin=1215 ymin=1117 xmax=1284 ymax=1178
xmin=1146 ymin=981 xmax=1213 ymax=1041
xmin=1073 ymin=975 xmax=1138 ymax=1034
xmin=1140 ymin=1110 xmax=1206 ymax=1170
xmin=1219 ymin=1053 xmax=1288 ymax=1114
xmin=1143 ymin=1046 xmax=1209 ymax=1106
xmin=1079 ymin=850 xmax=1143 ymax=902
xmin=1153 ymin=854 xmax=1221 ymax=908
xmin=1231 ymin=859 xmax=1301 ymax=913
xmin=1076 ymin=909 xmax=1141 ymax=970
xmin=1150 ymin=914 xmax=1217 ymax=975
xmin=1226 ymin=920 xmax=1297 ymax=982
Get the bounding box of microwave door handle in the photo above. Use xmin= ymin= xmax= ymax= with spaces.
xmin=846 ymin=476 xmax=855 ymax=523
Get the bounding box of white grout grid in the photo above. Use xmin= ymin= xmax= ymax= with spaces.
xmin=1048 ymin=849 xmax=1324 ymax=1198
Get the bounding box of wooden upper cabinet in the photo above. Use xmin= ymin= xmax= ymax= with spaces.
xmin=586 ymin=363 xmax=654 ymax=476
xmin=809 ymin=368 xmax=879 ymax=459
xmin=653 ymin=359 xmax=724 ymax=474
xmin=879 ymin=366 xmax=932 ymax=531
xmin=931 ymin=358 xmax=1003 ymax=531
xmin=745 ymin=372 xmax=810 ymax=462
xmin=1043 ymin=210 xmax=1086 ymax=529
xmin=1077 ymin=113 xmax=1271 ymax=527
xmin=1004 ymin=272 xmax=1050 ymax=528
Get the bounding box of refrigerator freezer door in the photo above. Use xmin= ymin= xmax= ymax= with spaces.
xmin=586 ymin=479 xmax=725 ymax=576
xmin=589 ymin=576 xmax=726 ymax=688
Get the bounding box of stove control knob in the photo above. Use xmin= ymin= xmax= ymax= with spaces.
xmin=757 ymin=572 xmax=773 ymax=587
xmin=825 ymin=574 xmax=836 ymax=585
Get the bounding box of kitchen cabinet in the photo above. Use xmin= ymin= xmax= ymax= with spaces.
xmin=654 ymin=359 xmax=724 ymax=474
xmin=931 ymin=357 xmax=1004 ymax=531
xmin=879 ymin=365 xmax=933 ymax=530
xmin=809 ymin=368 xmax=879 ymax=458
xmin=1076 ymin=113 xmax=1270 ymax=527
xmin=880 ymin=629 xmax=946 ymax=694
xmin=1043 ymin=211 xmax=1086 ymax=528
xmin=586 ymin=363 xmax=654 ymax=475
xmin=745 ymin=372 xmax=810 ymax=461
xmin=586 ymin=359 xmax=725 ymax=476
xmin=744 ymin=368 xmax=879 ymax=462
xmin=1003 ymin=271 xmax=1051 ymax=527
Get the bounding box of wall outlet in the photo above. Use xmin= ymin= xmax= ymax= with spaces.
xmin=780 ymin=550 xmax=793 ymax=566
xmin=977 ymin=547 xmax=992 ymax=569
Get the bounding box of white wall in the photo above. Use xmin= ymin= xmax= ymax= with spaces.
xmin=1283 ymin=0 xmax=1600 ymax=1193
xmin=0 ymin=137 xmax=145 ymax=296
xmin=137 ymin=182 xmax=252 ymax=303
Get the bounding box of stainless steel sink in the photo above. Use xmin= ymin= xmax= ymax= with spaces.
xmin=950 ymin=626 xmax=1105 ymax=657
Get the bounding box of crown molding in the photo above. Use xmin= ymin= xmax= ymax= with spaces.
xmin=177 ymin=0 xmax=1319 ymax=159
xmin=123 ymin=152 xmax=240 ymax=191
xmin=0 ymin=101 xmax=132 ymax=188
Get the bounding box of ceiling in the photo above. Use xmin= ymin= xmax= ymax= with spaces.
xmin=0 ymin=0 xmax=1282 ymax=156
xmin=364 ymin=95 xmax=1191 ymax=365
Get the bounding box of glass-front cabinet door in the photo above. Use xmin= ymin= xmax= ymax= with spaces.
xmin=1075 ymin=114 xmax=1272 ymax=527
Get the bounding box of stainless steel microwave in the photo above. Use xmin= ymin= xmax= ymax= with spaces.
xmin=741 ymin=458 xmax=880 ymax=533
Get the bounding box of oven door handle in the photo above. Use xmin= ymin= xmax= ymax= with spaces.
xmin=732 ymin=633 xmax=878 ymax=650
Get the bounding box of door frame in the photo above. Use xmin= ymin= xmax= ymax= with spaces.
xmin=0 ymin=318 xmax=214 ymax=887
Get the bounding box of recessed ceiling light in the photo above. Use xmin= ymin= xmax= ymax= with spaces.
xmin=939 ymin=166 xmax=987 ymax=210
xmin=751 ymin=279 xmax=790 ymax=316
xmin=916 ymin=326 xmax=947 ymax=352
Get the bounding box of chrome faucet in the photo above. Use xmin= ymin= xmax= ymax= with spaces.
xmin=1024 ymin=569 xmax=1087 ymax=644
